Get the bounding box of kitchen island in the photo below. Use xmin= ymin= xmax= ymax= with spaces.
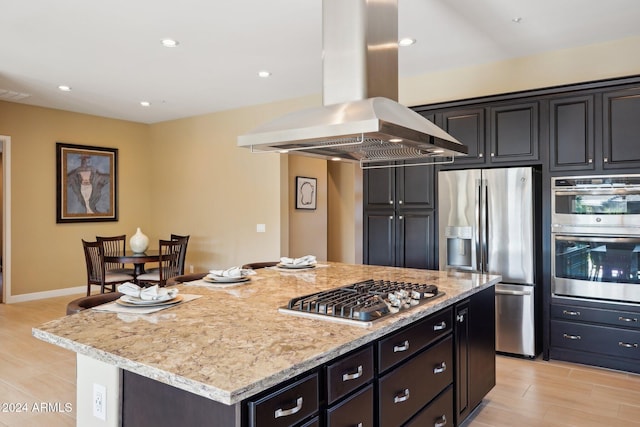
xmin=34 ymin=262 xmax=500 ymax=426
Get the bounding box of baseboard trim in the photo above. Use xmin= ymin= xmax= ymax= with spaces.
xmin=5 ymin=286 xmax=85 ymax=303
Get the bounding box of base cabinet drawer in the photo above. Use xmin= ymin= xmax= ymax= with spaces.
xmin=326 ymin=346 xmax=374 ymax=405
xmin=378 ymin=336 xmax=453 ymax=427
xmin=551 ymin=304 xmax=640 ymax=330
xmin=326 ymin=384 xmax=373 ymax=427
xmin=404 ymin=386 xmax=453 ymax=427
xmin=551 ymin=320 xmax=640 ymax=360
xmin=247 ymin=373 xmax=319 ymax=427
xmin=378 ymin=308 xmax=452 ymax=373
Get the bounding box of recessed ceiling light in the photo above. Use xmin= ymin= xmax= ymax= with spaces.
xmin=331 ymin=157 xmax=341 ymax=162
xmin=398 ymin=38 xmax=416 ymax=47
xmin=161 ymin=39 xmax=179 ymax=48
xmin=512 ymin=17 xmax=523 ymax=23
xmin=389 ymin=138 xmax=403 ymax=143
xmin=140 ymin=101 xmax=151 ymax=107
xmin=57 ymin=85 xmax=72 ymax=92
xmin=258 ymin=70 xmax=272 ymax=78
xmin=279 ymin=149 xmax=289 ymax=154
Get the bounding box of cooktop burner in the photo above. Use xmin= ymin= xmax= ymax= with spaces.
xmin=279 ymin=279 xmax=444 ymax=326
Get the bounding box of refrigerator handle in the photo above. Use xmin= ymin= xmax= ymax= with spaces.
xmin=475 ymin=179 xmax=482 ymax=272
xmin=482 ymin=181 xmax=489 ymax=272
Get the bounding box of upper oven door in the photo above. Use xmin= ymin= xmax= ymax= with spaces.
xmin=552 ymin=233 xmax=640 ymax=303
xmin=553 ymin=187 xmax=640 ymax=227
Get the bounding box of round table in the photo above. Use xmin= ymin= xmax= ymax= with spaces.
xmin=104 ymin=250 xmax=160 ymax=277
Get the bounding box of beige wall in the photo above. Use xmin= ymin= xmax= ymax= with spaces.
xmin=1 ymin=35 xmax=640 ymax=299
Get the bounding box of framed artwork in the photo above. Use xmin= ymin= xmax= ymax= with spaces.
xmin=295 ymin=176 xmax=317 ymax=210
xmin=56 ymin=142 xmax=118 ymax=223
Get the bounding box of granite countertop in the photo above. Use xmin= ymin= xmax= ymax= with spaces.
xmin=33 ymin=262 xmax=500 ymax=405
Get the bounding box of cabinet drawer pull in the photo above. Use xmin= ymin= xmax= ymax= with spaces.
xmin=355 ymin=424 xmax=363 ymax=427
xmin=433 ymin=361 xmax=447 ymax=374
xmin=393 ymin=388 xmax=410 ymax=404
xmin=618 ymin=341 xmax=639 ymax=349
xmin=562 ymin=310 xmax=581 ymax=316
xmin=393 ymin=340 xmax=410 ymax=352
xmin=563 ymin=333 xmax=581 ymax=340
xmin=433 ymin=321 xmax=447 ymax=331
xmin=274 ymin=397 xmax=303 ymax=418
xmin=434 ymin=415 xmax=448 ymax=427
xmin=619 ymin=316 xmax=638 ymax=323
xmin=342 ymin=365 xmax=363 ymax=381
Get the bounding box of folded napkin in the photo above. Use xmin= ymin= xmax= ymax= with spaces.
xmin=208 ymin=266 xmax=255 ymax=278
xmin=117 ymin=282 xmax=178 ymax=301
xmin=280 ymin=255 xmax=317 ymax=266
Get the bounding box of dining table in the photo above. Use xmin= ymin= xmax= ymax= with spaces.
xmin=104 ymin=250 xmax=160 ymax=278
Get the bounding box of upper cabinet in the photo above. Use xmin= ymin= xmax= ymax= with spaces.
xmin=432 ymin=101 xmax=540 ymax=168
xmin=602 ymin=87 xmax=640 ymax=170
xmin=489 ymin=101 xmax=539 ymax=163
xmin=549 ymin=95 xmax=595 ymax=172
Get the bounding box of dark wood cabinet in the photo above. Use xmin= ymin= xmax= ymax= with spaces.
xmin=550 ymin=298 xmax=640 ymax=374
xmin=404 ymin=386 xmax=453 ymax=427
xmin=364 ymin=210 xmax=435 ymax=269
xmin=489 ymin=101 xmax=539 ymax=163
xmin=602 ymin=87 xmax=640 ymax=169
xmin=549 ymin=95 xmax=595 ymax=171
xmin=454 ymin=286 xmax=496 ymax=426
xmin=378 ymin=336 xmax=453 ymax=427
xmin=437 ymin=107 xmax=486 ymax=165
xmin=325 ymin=385 xmax=373 ymax=427
xmin=364 ymin=163 xmax=436 ymax=269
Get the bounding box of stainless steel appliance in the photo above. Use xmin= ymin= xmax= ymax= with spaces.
xmin=438 ymin=167 xmax=538 ymax=357
xmin=279 ymin=279 xmax=443 ymax=327
xmin=552 ymin=174 xmax=640 ymax=303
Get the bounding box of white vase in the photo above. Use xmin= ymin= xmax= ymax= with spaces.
xmin=130 ymin=227 xmax=149 ymax=253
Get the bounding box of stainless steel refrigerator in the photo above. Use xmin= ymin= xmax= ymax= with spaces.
xmin=438 ymin=167 xmax=538 ymax=357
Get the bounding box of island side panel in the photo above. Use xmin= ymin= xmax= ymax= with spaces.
xmin=77 ymin=354 xmax=122 ymax=427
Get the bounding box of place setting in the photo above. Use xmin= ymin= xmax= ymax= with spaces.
xmin=272 ymin=255 xmax=319 ymax=272
xmin=92 ymin=282 xmax=201 ymax=314
xmin=187 ymin=266 xmax=257 ymax=288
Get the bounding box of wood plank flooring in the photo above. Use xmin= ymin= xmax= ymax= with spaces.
xmin=1 ymin=295 xmax=639 ymax=426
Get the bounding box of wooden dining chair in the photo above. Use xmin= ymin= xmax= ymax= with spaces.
xmin=171 ymin=234 xmax=190 ymax=275
xmin=82 ymin=240 xmax=134 ymax=295
xmin=96 ymin=235 xmax=135 ymax=276
xmin=135 ymin=239 xmax=183 ymax=287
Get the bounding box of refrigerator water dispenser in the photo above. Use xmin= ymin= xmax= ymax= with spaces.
xmin=445 ymin=226 xmax=473 ymax=269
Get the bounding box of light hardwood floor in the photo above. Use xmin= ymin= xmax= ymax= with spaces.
xmin=1 ymin=295 xmax=639 ymax=426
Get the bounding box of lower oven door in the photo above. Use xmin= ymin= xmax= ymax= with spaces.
xmin=552 ymin=234 xmax=640 ymax=303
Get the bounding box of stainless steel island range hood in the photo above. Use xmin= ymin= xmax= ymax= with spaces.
xmin=238 ymin=0 xmax=467 ymax=166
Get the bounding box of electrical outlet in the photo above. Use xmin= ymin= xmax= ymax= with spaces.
xmin=256 ymin=223 xmax=266 ymax=233
xmin=189 ymin=264 xmax=194 ymax=273
xmin=93 ymin=383 xmax=107 ymax=421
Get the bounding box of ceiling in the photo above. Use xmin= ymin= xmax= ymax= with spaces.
xmin=1 ymin=0 xmax=639 ymax=124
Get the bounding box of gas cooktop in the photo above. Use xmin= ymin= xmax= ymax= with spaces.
xmin=279 ymin=279 xmax=444 ymax=327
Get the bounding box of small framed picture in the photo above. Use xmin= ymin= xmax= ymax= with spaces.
xmin=295 ymin=176 xmax=317 ymax=210
xmin=56 ymin=142 xmax=118 ymax=223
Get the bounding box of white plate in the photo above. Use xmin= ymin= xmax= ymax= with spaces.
xmin=204 ymin=275 xmax=250 ymax=283
xmin=276 ymin=263 xmax=316 ymax=269
xmin=117 ymin=294 xmax=182 ymax=307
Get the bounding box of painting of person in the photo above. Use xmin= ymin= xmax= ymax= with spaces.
xmin=66 ymin=153 xmax=112 ymax=215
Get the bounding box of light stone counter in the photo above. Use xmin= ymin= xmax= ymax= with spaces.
xmin=33 ymin=262 xmax=500 ymax=406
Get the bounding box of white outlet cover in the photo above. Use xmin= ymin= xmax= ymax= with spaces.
xmin=256 ymin=224 xmax=266 ymax=233
xmin=93 ymin=383 xmax=107 ymax=421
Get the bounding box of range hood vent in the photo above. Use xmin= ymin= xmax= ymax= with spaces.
xmin=237 ymin=0 xmax=467 ymax=166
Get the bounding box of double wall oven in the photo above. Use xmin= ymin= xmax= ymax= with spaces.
xmin=552 ymin=175 xmax=640 ymax=303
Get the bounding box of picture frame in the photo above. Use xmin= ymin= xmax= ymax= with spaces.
xmin=56 ymin=142 xmax=118 ymax=223
xmin=295 ymin=176 xmax=317 ymax=210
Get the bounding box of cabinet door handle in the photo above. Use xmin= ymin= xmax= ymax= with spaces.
xmin=433 ymin=361 xmax=447 ymax=374
xmin=619 ymin=316 xmax=638 ymax=323
xmin=618 ymin=342 xmax=638 ymax=349
xmin=355 ymin=424 xmax=363 ymax=427
xmin=398 ymin=215 xmax=403 ymax=220
xmin=389 ymin=200 xmax=394 ymax=205
xmin=274 ymin=397 xmax=303 ymax=418
xmin=563 ymin=333 xmax=581 ymax=340
xmin=434 ymin=415 xmax=448 ymax=427
xmin=434 ymin=321 xmax=448 ymax=330
xmin=398 ymin=200 xmax=403 ymax=205
xmin=393 ymin=388 xmax=410 ymax=403
xmin=342 ymin=365 xmax=363 ymax=381
xmin=562 ymin=310 xmax=581 ymax=317
xmin=393 ymin=340 xmax=409 ymax=352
